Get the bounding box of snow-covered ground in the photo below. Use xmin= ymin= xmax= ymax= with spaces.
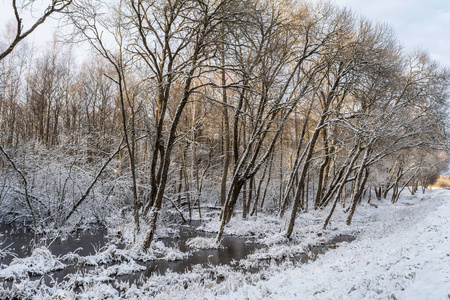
xmin=0 ymin=189 xmax=448 ymax=299
xmin=219 ymin=189 xmax=450 ymax=300
xmin=135 ymin=189 xmax=449 ymax=299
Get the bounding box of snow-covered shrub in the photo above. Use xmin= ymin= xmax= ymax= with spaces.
xmin=186 ymin=237 xmax=220 ymax=250
xmin=0 ymin=247 xmax=65 ymax=280
xmin=78 ymin=245 xmax=132 ymax=266
xmin=0 ymin=139 xmax=132 ymax=232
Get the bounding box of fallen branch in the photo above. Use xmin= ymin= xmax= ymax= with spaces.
xmin=164 ymin=195 xmax=187 ymax=223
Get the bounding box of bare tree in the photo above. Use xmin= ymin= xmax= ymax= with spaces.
xmin=0 ymin=0 xmax=72 ymax=61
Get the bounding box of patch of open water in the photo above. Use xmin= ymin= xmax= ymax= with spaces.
xmin=0 ymin=221 xmax=355 ymax=288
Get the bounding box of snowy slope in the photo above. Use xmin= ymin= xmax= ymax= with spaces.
xmin=220 ymin=189 xmax=450 ymax=300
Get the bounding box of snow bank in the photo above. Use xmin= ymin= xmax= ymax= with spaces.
xmin=220 ymin=189 xmax=450 ymax=299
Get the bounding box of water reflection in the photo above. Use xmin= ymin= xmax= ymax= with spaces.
xmin=0 ymin=222 xmax=355 ymax=287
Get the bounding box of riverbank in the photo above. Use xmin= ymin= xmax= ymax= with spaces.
xmin=0 ymin=189 xmax=448 ymax=299
xmin=219 ymin=188 xmax=450 ymax=300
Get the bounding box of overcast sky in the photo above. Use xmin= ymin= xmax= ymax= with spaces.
xmin=318 ymin=0 xmax=450 ymax=67
xmin=1 ymin=0 xmax=450 ymax=67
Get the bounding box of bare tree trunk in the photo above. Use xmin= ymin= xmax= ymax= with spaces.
xmin=279 ymin=101 xmax=314 ymax=217
xmin=375 ymin=187 xmax=381 ymax=200
xmin=182 ymin=145 xmax=192 ymax=220
xmin=252 ymin=159 xmax=270 ymax=216
xmin=220 ymin=40 xmax=230 ymax=207
xmin=142 ymin=49 xmax=200 ymax=249
xmin=285 ymin=124 xmax=323 ymax=238
xmin=314 ymin=129 xmax=330 ymax=209
xmin=177 ymin=152 xmax=183 ymax=206
xmin=247 ymin=176 xmax=254 ymax=216
xmin=260 ymin=152 xmax=274 ymax=211
xmin=279 ymin=132 xmax=284 ymax=209
xmin=346 ymin=147 xmax=372 ymax=225
xmin=285 ymin=85 xmax=343 ymax=238
xmin=323 ymin=145 xmax=361 ymax=229
xmin=242 ymin=181 xmax=247 ymax=219
xmin=113 ymin=69 xmax=141 ymax=232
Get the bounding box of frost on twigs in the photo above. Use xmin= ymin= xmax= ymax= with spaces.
xmin=0 ymin=240 xmax=15 ymax=260
xmin=60 ymin=247 xmax=83 ymax=263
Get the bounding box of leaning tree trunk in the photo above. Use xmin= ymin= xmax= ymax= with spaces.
xmin=346 ymin=147 xmax=372 ymax=226
xmin=142 ymin=59 xmax=198 ymax=249
xmin=323 ymin=144 xmax=361 ymax=229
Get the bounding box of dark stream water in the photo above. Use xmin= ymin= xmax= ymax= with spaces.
xmin=0 ymin=222 xmax=355 ymax=288
xmin=0 ymin=224 xmax=108 ymax=264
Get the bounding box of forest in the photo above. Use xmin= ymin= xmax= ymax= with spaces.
xmin=0 ymin=0 xmax=449 ymax=298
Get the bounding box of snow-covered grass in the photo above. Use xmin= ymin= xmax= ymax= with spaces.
xmin=61 ymin=241 xmax=187 ymax=265
xmin=0 ymin=189 xmax=449 ymax=299
xmin=186 ymin=237 xmax=221 ymax=250
xmin=0 ymin=247 xmax=65 ymax=280
xmin=76 ymin=245 xmax=133 ymax=266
